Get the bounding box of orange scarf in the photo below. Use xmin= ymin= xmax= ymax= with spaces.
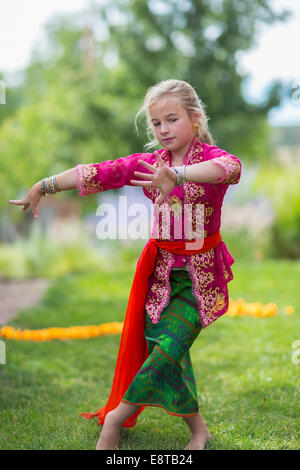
xmin=80 ymin=229 xmax=222 ymax=427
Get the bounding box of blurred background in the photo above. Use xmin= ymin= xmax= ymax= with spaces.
xmin=0 ymin=0 xmax=299 ymax=293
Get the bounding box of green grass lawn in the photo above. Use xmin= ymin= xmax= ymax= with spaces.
xmin=0 ymin=257 xmax=299 ymax=450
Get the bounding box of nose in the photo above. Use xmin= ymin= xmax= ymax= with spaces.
xmin=160 ymin=122 xmax=169 ymax=135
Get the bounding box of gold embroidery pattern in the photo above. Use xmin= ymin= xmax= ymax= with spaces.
xmin=174 ymin=137 xmax=204 ymax=202
xmin=194 ymin=268 xmax=215 ymax=289
xmin=184 ymin=202 xmax=212 ymax=236
xmin=145 ymin=249 xmax=172 ymax=323
xmin=78 ymin=164 xmax=104 ymax=195
xmin=155 ymin=249 xmax=172 ymax=281
xmin=214 ymin=155 xmax=241 ymax=184
xmin=149 ymin=283 xmax=166 ymax=302
xmin=153 ymin=203 xmax=174 ymax=239
xmin=144 ymin=186 xmax=160 ymax=201
xmin=183 ymin=139 xmax=207 ymax=238
xmin=185 ymin=140 xmax=204 ymax=164
xmin=168 ymin=195 xmax=183 ymax=221
xmin=204 ymin=202 xmax=214 ymax=224
xmin=161 ymin=203 xmax=172 ymax=239
xmin=146 ymin=301 xmax=161 ymax=322
xmin=182 ymin=204 xmax=204 ymax=240
xmin=184 ymin=182 xmax=205 ymax=204
xmin=191 ymin=221 xmax=206 ymax=239
xmin=201 ymin=287 xmax=226 ymax=318
xmin=222 ymin=260 xmax=229 ymax=280
xmin=188 ymin=254 xmax=227 ymax=326
xmin=192 ymin=250 xmax=215 ymax=268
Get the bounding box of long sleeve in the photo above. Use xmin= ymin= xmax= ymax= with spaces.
xmin=75 ymin=153 xmax=151 ymax=196
xmin=206 ymin=146 xmax=242 ymax=185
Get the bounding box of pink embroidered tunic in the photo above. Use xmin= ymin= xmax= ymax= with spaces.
xmin=75 ymin=137 xmax=242 ymax=328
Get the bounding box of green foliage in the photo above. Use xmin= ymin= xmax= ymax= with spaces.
xmin=0 ymin=223 xmax=105 ymax=279
xmin=0 ymin=17 xmax=145 ymax=213
xmin=253 ymin=162 xmax=300 ymax=258
xmin=101 ymin=0 xmax=290 ymax=159
xmin=0 ymin=77 xmax=25 ymax=124
xmin=221 ymin=228 xmax=272 ymax=263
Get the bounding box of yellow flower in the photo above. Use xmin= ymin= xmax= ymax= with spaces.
xmin=284 ymin=306 xmax=294 ymax=315
xmin=247 ymin=302 xmax=263 ymax=317
xmin=14 ymin=329 xmax=23 ymax=341
xmin=261 ymin=303 xmax=278 ymax=317
xmin=235 ymin=299 xmax=247 ymax=316
xmin=22 ymin=330 xmax=32 ymax=341
xmin=224 ymin=299 xmax=281 ymax=318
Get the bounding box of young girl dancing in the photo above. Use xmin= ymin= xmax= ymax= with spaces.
xmin=9 ymin=79 xmax=242 ymax=451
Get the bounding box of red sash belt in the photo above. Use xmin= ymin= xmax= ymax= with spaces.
xmin=80 ymin=229 xmax=222 ymax=427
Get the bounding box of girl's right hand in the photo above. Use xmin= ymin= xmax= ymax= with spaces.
xmin=131 ymin=151 xmax=177 ymax=205
xmin=9 ymin=182 xmax=42 ymax=219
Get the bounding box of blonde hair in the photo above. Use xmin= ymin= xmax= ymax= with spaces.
xmin=135 ymin=79 xmax=214 ymax=150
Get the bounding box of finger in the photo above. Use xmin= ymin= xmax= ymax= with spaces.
xmin=22 ymin=203 xmax=30 ymax=211
xmin=133 ymin=171 xmax=153 ymax=180
xmin=137 ymin=159 xmax=156 ymax=173
xmin=32 ymin=206 xmax=39 ymax=218
xmin=130 ymin=179 xmax=153 ymax=187
xmin=9 ymin=200 xmax=25 ymax=205
xmin=154 ymin=151 xmax=165 ymax=168
xmin=154 ymin=193 xmax=165 ymax=205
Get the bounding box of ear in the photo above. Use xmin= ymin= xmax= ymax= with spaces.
xmin=191 ymin=111 xmax=202 ymax=124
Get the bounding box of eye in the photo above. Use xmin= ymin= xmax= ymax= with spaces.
xmin=153 ymin=122 xmax=160 ymax=127
xmin=170 ymin=118 xmax=177 ymax=123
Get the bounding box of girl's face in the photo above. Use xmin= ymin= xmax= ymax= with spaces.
xmin=149 ymin=96 xmax=198 ymax=155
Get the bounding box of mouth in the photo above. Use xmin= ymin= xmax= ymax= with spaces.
xmin=162 ymin=137 xmax=175 ymax=143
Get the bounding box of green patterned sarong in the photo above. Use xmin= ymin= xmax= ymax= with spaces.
xmin=122 ymin=269 xmax=202 ymax=417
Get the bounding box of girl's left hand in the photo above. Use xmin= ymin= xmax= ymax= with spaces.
xmin=130 ymin=151 xmax=177 ymax=205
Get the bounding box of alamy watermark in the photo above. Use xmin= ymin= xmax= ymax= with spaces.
xmin=291 ymin=340 xmax=300 ymax=365
xmin=0 ymin=80 xmax=6 ymax=104
xmin=291 ymin=79 xmax=300 ymax=105
xmin=95 ymin=196 xmax=206 ymax=250
xmin=0 ymin=340 xmax=6 ymax=364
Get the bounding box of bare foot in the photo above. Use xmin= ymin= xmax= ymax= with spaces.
xmin=186 ymin=430 xmax=212 ymax=450
xmin=96 ymin=412 xmax=120 ymax=450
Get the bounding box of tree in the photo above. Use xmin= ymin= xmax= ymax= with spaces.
xmin=97 ymin=0 xmax=290 ymax=160
xmin=0 ymin=15 xmax=143 ymax=214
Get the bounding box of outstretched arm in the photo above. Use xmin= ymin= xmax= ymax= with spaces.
xmin=75 ymin=153 xmax=149 ymax=197
xmin=131 ymin=151 xmax=236 ymax=204
xmin=9 ymin=152 xmax=151 ymax=218
xmin=9 ymin=168 xmax=77 ymax=219
xmin=184 ymin=160 xmax=227 ymax=183
xmin=131 ymin=149 xmax=241 ymax=204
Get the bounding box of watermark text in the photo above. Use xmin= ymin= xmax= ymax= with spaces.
xmin=0 ymin=340 xmax=6 ymax=364
xmin=0 ymin=80 xmax=6 ymax=104
xmin=291 ymin=340 xmax=300 ymax=364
